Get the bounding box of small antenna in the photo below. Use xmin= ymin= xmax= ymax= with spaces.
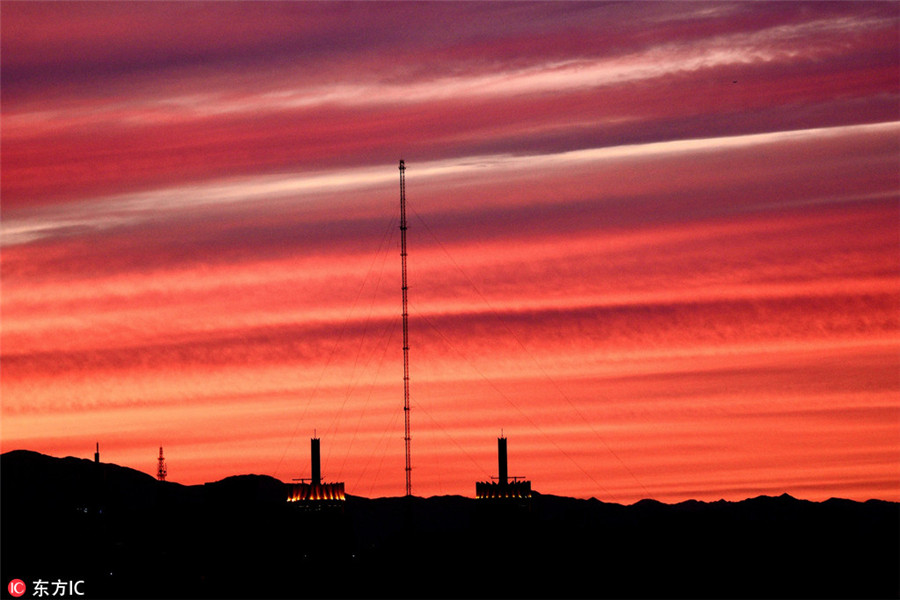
xmin=157 ymin=446 xmax=167 ymax=481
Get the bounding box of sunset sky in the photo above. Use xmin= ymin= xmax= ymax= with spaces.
xmin=2 ymin=1 xmax=898 ymax=504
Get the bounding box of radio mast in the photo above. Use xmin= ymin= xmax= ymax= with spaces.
xmin=157 ymin=446 xmax=167 ymax=481
xmin=399 ymin=160 xmax=411 ymax=497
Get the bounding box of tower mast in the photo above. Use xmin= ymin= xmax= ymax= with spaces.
xmin=157 ymin=446 xmax=167 ymax=482
xmin=399 ymin=160 xmax=411 ymax=497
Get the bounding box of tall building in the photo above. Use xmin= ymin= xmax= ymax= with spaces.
xmin=287 ymin=437 xmax=345 ymax=508
xmin=476 ymin=436 xmax=532 ymax=500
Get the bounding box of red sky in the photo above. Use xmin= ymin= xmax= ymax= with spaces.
xmin=2 ymin=1 xmax=898 ymax=503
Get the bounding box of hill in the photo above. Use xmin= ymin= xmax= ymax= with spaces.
xmin=1 ymin=450 xmax=897 ymax=598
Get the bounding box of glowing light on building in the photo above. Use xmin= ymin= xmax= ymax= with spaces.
xmin=287 ymin=482 xmax=346 ymax=502
xmin=287 ymin=437 xmax=346 ymax=506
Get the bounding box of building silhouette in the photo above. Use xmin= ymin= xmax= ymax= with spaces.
xmin=287 ymin=437 xmax=345 ymax=508
xmin=476 ymin=436 xmax=532 ymax=500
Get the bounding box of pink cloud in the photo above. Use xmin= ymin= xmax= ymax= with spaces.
xmin=2 ymin=1 xmax=898 ymax=501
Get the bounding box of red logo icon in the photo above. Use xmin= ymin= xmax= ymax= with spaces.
xmin=8 ymin=580 xmax=26 ymax=598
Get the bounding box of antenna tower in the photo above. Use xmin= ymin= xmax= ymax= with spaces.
xmin=399 ymin=160 xmax=411 ymax=497
xmin=157 ymin=446 xmax=167 ymax=481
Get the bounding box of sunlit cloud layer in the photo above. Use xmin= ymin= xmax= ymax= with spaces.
xmin=2 ymin=1 xmax=898 ymax=503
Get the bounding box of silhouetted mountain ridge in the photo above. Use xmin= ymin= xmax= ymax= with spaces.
xmin=2 ymin=450 xmax=897 ymax=599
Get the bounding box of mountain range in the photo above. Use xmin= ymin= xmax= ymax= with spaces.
xmin=2 ymin=450 xmax=896 ymax=599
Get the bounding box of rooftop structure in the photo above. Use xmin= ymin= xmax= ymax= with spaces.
xmin=287 ymin=438 xmax=345 ymax=507
xmin=476 ymin=436 xmax=532 ymax=500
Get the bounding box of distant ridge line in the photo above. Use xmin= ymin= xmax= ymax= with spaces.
xmin=2 ymin=449 xmax=894 ymax=506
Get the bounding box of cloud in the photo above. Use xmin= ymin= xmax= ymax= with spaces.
xmin=2 ymin=1 xmax=898 ymax=501
xmin=5 ymin=119 xmax=897 ymax=246
xmin=4 ymin=2 xmax=897 ymax=207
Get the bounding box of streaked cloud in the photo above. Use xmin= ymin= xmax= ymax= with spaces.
xmin=2 ymin=1 xmax=897 ymax=503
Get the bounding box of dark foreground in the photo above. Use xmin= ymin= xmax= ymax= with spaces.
xmin=2 ymin=450 xmax=897 ymax=599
